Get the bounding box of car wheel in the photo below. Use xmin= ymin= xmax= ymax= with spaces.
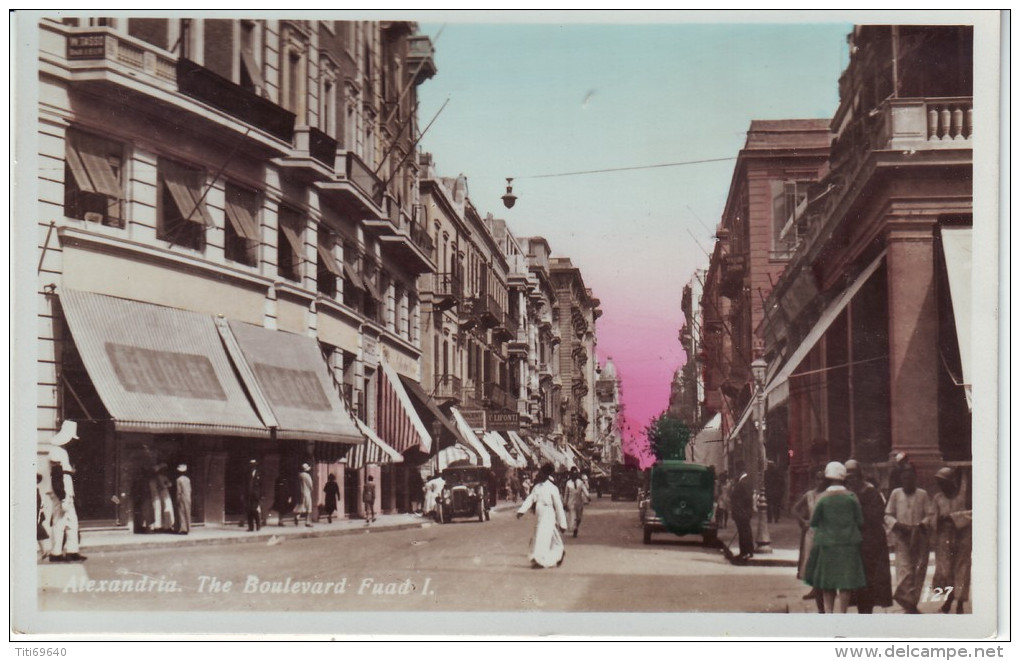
xmin=643 ymin=527 xmax=652 ymax=544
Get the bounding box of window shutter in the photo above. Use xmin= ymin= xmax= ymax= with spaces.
xmin=225 ymin=193 xmax=261 ymax=240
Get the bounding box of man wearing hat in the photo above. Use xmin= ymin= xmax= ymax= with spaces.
xmin=931 ymin=467 xmax=971 ymax=614
xmin=730 ymin=460 xmax=755 ymax=561
xmin=48 ymin=421 xmax=86 ymax=562
xmin=174 ymin=464 xmax=192 ymax=535
xmin=362 ymin=473 xmax=376 ymax=524
xmin=294 ymin=463 xmax=314 ymax=527
xmin=845 ymin=460 xmax=893 ymax=613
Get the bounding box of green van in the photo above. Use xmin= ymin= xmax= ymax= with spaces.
xmin=641 ymin=461 xmax=717 ymax=545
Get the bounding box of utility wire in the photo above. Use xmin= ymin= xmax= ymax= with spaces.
xmin=518 ymin=156 xmax=736 ymax=180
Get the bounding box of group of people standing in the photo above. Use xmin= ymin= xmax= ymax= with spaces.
xmin=135 ymin=462 xmax=192 ymax=535
xmin=793 ymin=457 xmax=971 ymax=615
xmin=515 ymin=464 xmax=590 ymax=568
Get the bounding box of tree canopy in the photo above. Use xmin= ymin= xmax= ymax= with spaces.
xmin=645 ymin=412 xmax=691 ymax=462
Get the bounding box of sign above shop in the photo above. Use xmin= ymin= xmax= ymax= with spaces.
xmin=457 ymin=408 xmax=519 ymax=432
xmin=67 ymin=33 xmax=106 ymax=60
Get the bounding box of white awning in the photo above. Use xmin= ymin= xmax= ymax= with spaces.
xmin=345 ymin=418 xmax=404 ymax=470
xmin=507 ymin=431 xmax=539 ymax=465
xmin=941 ymin=227 xmax=972 ymax=410
xmin=764 ymin=251 xmax=886 ymax=408
xmin=450 ymin=408 xmax=491 ymax=468
xmin=691 ymin=413 xmax=723 ymax=467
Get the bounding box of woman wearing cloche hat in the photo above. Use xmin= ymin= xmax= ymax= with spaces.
xmin=803 ymin=461 xmax=867 ymax=613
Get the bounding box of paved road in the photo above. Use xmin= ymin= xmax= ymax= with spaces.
xmin=39 ymin=500 xmax=806 ymax=613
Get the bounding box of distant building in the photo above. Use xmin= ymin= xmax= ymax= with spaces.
xmin=595 ymin=358 xmax=623 ymax=465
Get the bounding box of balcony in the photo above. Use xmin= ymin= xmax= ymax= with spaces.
xmin=276 ymin=125 xmax=338 ymax=177
xmin=369 ymin=196 xmax=435 ymax=274
xmin=493 ymin=312 xmax=518 ymax=342
xmin=461 ymin=381 xmax=483 ymax=408
xmin=433 ymin=374 xmax=462 ymax=403
xmin=469 ymin=294 xmax=501 ymax=329
xmin=879 ymin=97 xmax=973 ymax=150
xmin=718 ymin=253 xmax=747 ymax=300
xmin=406 ymin=35 xmax=438 ymax=85
xmin=177 ymin=58 xmax=296 ymax=142
xmin=430 ymin=273 xmax=462 ymax=312
xmin=319 ymin=151 xmax=385 ymax=220
xmin=484 ymin=382 xmax=517 ymax=412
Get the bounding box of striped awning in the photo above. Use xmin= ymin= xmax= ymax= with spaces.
xmin=481 ymin=430 xmax=522 ymax=467
xmin=376 ymin=359 xmax=432 ymax=453
xmin=537 ymin=440 xmax=572 ymax=471
xmin=507 ymin=431 xmax=539 ymax=466
xmin=398 ymin=375 xmax=463 ymax=451
xmin=345 ymin=418 xmax=404 ymax=470
xmin=450 ymin=408 xmax=491 ymax=468
xmin=221 ymin=319 xmax=363 ymax=444
xmin=58 ymin=289 xmax=269 ymax=437
xmin=436 ymin=444 xmax=479 ymax=470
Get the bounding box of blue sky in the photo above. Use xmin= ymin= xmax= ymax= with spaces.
xmin=414 ymin=18 xmax=853 ymax=449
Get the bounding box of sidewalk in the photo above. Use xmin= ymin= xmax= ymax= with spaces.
xmin=71 ymin=502 xmax=521 ymax=554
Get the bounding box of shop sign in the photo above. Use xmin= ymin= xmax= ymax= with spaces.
xmin=485 ymin=411 xmax=520 ymax=432
xmin=106 ymin=343 xmax=227 ymax=400
xmin=459 ymin=409 xmax=485 ymax=429
xmin=67 ymin=33 xmax=106 ymax=60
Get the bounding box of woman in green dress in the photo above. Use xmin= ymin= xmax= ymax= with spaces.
xmin=805 ymin=461 xmax=867 ymax=613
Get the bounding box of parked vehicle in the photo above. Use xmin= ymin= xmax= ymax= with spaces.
xmin=641 ymin=461 xmax=717 ymax=546
xmin=436 ymin=466 xmax=492 ymax=524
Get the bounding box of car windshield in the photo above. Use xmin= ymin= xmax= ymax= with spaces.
xmin=443 ymin=469 xmax=484 ymax=484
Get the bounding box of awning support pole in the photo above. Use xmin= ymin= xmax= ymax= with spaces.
xmin=37 ymin=220 xmax=56 ymax=275
xmin=61 ymin=373 xmax=96 ymax=422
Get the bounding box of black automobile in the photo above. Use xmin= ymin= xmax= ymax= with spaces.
xmin=436 ymin=466 xmax=492 ymax=524
xmin=641 ymin=461 xmax=718 ymax=545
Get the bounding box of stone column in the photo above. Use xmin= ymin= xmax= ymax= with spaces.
xmin=885 ymin=220 xmax=942 ymax=481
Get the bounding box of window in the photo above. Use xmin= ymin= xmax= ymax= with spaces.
xmin=224 ymin=183 xmax=260 ymax=266
xmin=361 ymin=258 xmax=384 ymax=323
xmin=281 ymin=26 xmax=307 ymax=123
xmin=157 ymin=157 xmax=212 ymax=250
xmin=772 ymin=180 xmax=809 ymax=259
xmin=317 ymin=226 xmax=341 ymax=298
xmin=64 ymin=129 xmax=125 ymax=228
xmin=319 ymin=60 xmax=339 ymax=137
xmin=342 ymin=241 xmax=365 ymax=310
xmin=237 ymin=20 xmax=265 ymax=94
xmin=277 ymin=205 xmax=305 ymax=282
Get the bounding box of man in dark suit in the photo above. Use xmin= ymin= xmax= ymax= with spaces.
xmin=731 ymin=460 xmax=755 ymax=561
xmin=245 ymin=459 xmax=263 ymax=532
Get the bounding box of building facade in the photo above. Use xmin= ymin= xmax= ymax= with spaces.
xmin=37 ymin=17 xmax=437 ymax=527
xmin=757 ymin=25 xmax=974 ymax=498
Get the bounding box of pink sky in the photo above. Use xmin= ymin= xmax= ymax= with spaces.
xmin=595 ymin=288 xmax=688 ymax=469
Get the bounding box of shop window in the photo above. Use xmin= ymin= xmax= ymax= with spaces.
xmin=64 ymin=129 xmax=125 ymax=228
xmin=317 ymin=226 xmax=341 ymax=298
xmin=224 ymin=182 xmax=260 ymax=267
xmin=277 ymin=205 xmax=305 ymax=283
xmin=157 ymin=157 xmax=212 ymax=251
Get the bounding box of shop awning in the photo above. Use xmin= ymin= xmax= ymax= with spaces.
xmin=221 ymin=319 xmax=363 ymax=444
xmin=764 ymin=251 xmax=886 ymax=409
xmin=436 ymin=444 xmax=480 ymax=470
xmin=345 ymin=418 xmax=404 ymax=470
xmin=398 ymin=375 xmax=463 ymax=451
xmin=450 ymin=408 xmax=492 ymax=468
xmin=506 ymin=431 xmax=539 ymax=465
xmin=537 ymin=439 xmax=572 ymax=471
xmin=690 ymin=413 xmax=724 ymax=467
xmin=376 ymin=360 xmax=432 ymax=453
xmin=940 ymin=227 xmax=972 ymax=410
xmin=482 ymin=431 xmax=524 ymax=468
xmin=59 ymin=289 xmax=269 ymax=437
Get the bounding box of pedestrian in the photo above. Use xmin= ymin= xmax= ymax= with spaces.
xmin=271 ymin=473 xmax=294 ymax=526
xmin=323 ymin=473 xmax=340 ymax=524
xmin=884 ymin=465 xmax=933 ymax=614
xmin=803 ymin=462 xmax=867 ymax=614
xmin=47 ymin=421 xmax=86 ymax=563
xmin=521 ymin=474 xmax=533 ymax=498
xmin=37 ymin=473 xmax=50 ymax=560
xmin=423 ymin=474 xmax=443 ymax=520
xmin=715 ymin=472 xmax=730 ymax=530
xmin=244 ymin=458 xmax=263 ymax=532
xmin=885 ymin=452 xmax=910 ymax=499
xmin=153 ymin=463 xmax=175 ymax=532
xmin=563 ymin=467 xmax=590 ymax=538
xmin=845 ymin=460 xmax=893 ymax=614
xmin=362 ymin=474 xmax=377 ymax=524
xmin=294 ymin=463 xmax=314 ymax=527
xmin=765 ymin=460 xmax=784 ymax=523
xmin=174 ymin=463 xmax=192 ymax=535
xmin=408 ymin=470 xmax=424 ymax=514
xmin=730 ymin=461 xmax=755 ymax=561
xmin=930 ymin=467 xmax=971 ymax=614
xmin=516 ymin=463 xmax=568 ymax=568
xmin=792 ymin=468 xmax=827 ymax=613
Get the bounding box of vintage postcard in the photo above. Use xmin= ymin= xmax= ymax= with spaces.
xmin=10 ymin=10 xmax=1005 ymax=642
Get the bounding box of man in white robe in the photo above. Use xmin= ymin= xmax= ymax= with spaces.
xmin=516 ymin=465 xmax=568 ymax=568
xmin=563 ymin=467 xmax=590 ymax=537
xmin=884 ymin=466 xmax=934 ymax=613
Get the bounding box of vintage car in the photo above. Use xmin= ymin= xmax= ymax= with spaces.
xmin=641 ymin=461 xmax=717 ymax=545
xmin=436 ymin=466 xmax=492 ymax=524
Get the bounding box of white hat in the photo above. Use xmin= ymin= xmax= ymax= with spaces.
xmin=177 ymin=463 xmax=188 ymax=472
xmin=301 ymin=463 xmax=311 ymax=471
xmin=51 ymin=420 xmax=79 ymax=447
xmin=824 ymin=461 xmax=847 ymax=481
